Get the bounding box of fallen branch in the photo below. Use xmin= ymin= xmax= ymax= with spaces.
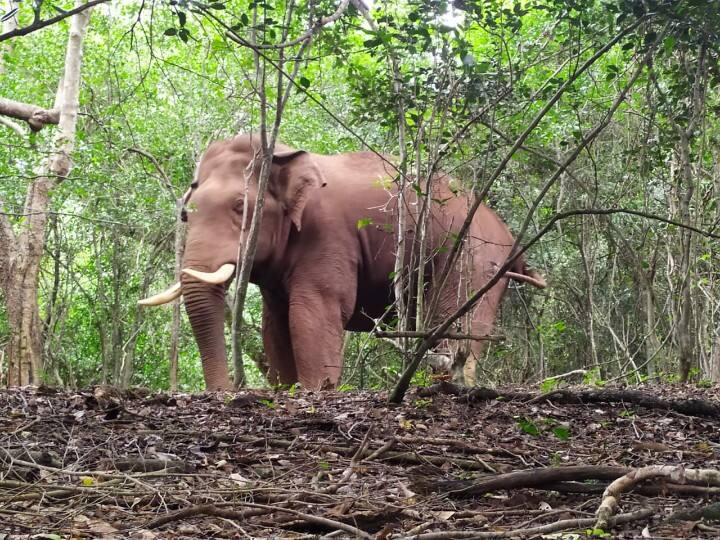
xmin=147 ymin=501 xmax=373 ymax=538
xmin=146 ymin=503 xmax=282 ymax=529
xmin=418 ymin=384 xmax=720 ymax=418
xmin=220 ymin=433 xmax=500 ymax=471
xmin=424 ymin=465 xmax=631 ymax=497
xmin=393 ymin=508 xmax=654 ymax=539
xmin=544 ymin=481 xmax=720 ymax=497
xmin=99 ymin=458 xmax=191 ymax=473
xmin=595 ymin=465 xmax=720 ymax=529
xmin=667 ymin=501 xmax=720 ymax=523
xmin=526 ymin=389 xmax=720 ymax=418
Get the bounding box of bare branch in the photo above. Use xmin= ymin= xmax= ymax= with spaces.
xmin=0 ymin=115 xmax=25 ymax=136
xmin=0 ymin=0 xmax=108 ymax=42
xmin=125 ymin=147 xmax=176 ymax=200
xmin=373 ymin=330 xmax=504 ymax=342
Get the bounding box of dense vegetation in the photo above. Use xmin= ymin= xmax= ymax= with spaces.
xmin=1 ymin=0 xmax=719 ymax=392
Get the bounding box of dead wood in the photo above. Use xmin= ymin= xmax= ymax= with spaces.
xmin=667 ymin=501 xmax=720 ymax=523
xmin=595 ymin=465 xmax=720 ymax=529
xmin=544 ymin=481 xmax=720 ymax=497
xmin=392 ymin=508 xmax=654 ymax=539
xmin=100 ymin=458 xmax=191 ymax=473
xmin=0 ymin=447 xmax=62 ymax=468
xmin=218 ymin=434 xmax=500 ymax=470
xmin=4 ymin=386 xmax=719 ymax=538
xmin=418 ymin=383 xmax=720 ymax=418
xmin=527 ymin=388 xmax=720 ymax=418
xmin=420 ymin=465 xmax=631 ymax=497
xmin=146 ymin=503 xmax=282 ymax=529
xmin=147 ymin=501 xmax=374 ymax=538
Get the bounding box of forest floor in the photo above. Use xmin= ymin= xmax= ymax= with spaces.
xmin=0 ymin=383 xmax=719 ymax=539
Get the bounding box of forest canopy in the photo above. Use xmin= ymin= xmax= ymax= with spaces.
xmin=1 ymin=0 xmax=720 ymax=392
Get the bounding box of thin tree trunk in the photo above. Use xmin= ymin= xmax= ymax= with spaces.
xmin=230 ymin=0 xmax=309 ymax=388
xmin=169 ymin=199 xmax=185 ymax=391
xmin=0 ymin=0 xmax=92 ymax=386
xmin=674 ymin=134 xmax=696 ymax=383
xmin=579 ymin=218 xmax=599 ymax=370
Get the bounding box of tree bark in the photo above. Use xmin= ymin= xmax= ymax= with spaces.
xmin=0 ymin=97 xmax=59 ymax=131
xmin=0 ymin=0 xmax=92 ymax=386
xmin=169 ymin=199 xmax=186 ymax=392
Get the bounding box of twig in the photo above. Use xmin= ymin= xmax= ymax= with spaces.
xmin=146 ymin=503 xmax=282 ymax=529
xmin=0 ymin=115 xmax=25 ymax=136
xmin=393 ymin=508 xmax=654 ymax=539
xmin=0 ymin=0 xmax=110 ymax=42
xmin=365 ymin=437 xmax=396 ymax=461
xmin=374 ymin=330 xmax=504 ymax=342
xmin=147 ymin=501 xmax=373 ymax=538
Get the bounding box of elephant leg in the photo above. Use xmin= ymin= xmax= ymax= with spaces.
xmin=288 ymin=288 xmax=350 ymax=389
xmin=261 ymin=294 xmax=298 ymax=385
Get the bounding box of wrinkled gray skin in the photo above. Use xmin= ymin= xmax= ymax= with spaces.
xmin=167 ymin=134 xmax=544 ymax=390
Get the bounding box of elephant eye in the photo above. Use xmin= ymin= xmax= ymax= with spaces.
xmin=233 ymin=200 xmax=245 ymax=213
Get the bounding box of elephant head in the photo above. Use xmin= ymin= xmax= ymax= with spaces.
xmin=139 ymin=134 xmax=326 ymax=390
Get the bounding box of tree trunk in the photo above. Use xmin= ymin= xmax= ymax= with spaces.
xmin=579 ymin=217 xmax=599 ymax=370
xmin=169 ymin=199 xmax=186 ymax=391
xmin=673 ymin=136 xmax=696 ymax=383
xmin=0 ymin=0 xmax=92 ymax=386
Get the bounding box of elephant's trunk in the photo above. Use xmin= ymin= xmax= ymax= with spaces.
xmin=181 ymin=273 xmax=231 ymax=391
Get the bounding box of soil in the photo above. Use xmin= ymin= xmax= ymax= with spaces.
xmin=0 ymin=383 xmax=718 ymax=539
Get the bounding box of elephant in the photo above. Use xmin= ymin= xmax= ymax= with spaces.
xmin=139 ymin=134 xmax=546 ymax=390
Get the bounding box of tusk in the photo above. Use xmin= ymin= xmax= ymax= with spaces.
xmin=506 ymin=271 xmax=547 ymax=289
xmin=138 ymin=282 xmax=182 ymax=306
xmin=182 ymin=263 xmax=236 ymax=284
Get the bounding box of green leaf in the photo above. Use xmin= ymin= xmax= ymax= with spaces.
xmin=240 ymin=13 xmax=249 ymax=25
xmin=163 ymin=28 xmax=177 ymax=36
xmin=553 ymin=426 xmax=570 ymax=440
xmin=357 ymin=217 xmax=373 ymax=229
xmin=539 ymin=378 xmax=559 ymax=393
xmin=517 ymin=418 xmax=540 ymax=436
xmin=209 ymin=2 xmax=226 ymax=9
xmin=299 ymin=76 xmax=311 ymax=89
xmin=663 ymin=36 xmax=676 ymax=55
xmin=363 ymin=37 xmax=381 ymax=48
xmin=178 ymin=11 xmax=186 ymax=26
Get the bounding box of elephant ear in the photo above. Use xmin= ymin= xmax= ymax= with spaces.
xmin=272 ymin=149 xmax=327 ymax=231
